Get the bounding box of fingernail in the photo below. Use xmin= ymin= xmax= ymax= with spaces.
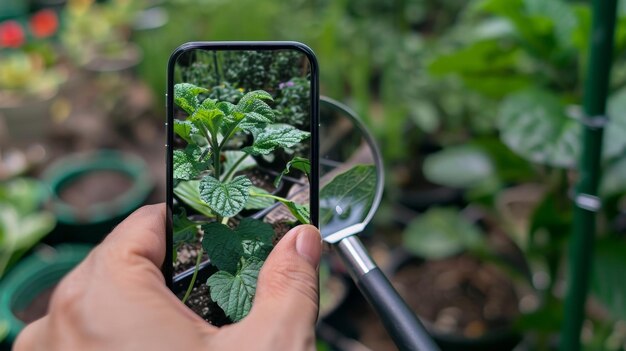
xmin=295 ymin=226 xmax=322 ymax=267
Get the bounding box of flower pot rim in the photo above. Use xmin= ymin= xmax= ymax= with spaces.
xmin=42 ymin=149 xmax=153 ymax=225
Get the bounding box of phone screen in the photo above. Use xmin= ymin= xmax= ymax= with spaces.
xmin=166 ymin=43 xmax=318 ymax=326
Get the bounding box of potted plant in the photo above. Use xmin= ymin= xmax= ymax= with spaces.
xmin=61 ymin=0 xmax=144 ymax=73
xmin=171 ymin=81 xmax=312 ymax=324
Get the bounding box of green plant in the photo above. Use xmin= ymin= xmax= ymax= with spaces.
xmin=0 ymin=178 xmax=55 ymax=278
xmin=172 ymin=82 xmax=311 ymax=322
xmin=422 ymin=0 xmax=626 ymax=347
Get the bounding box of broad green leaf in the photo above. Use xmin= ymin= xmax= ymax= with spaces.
xmin=173 ymin=147 xmax=210 ymax=181
xmin=274 ymin=157 xmax=311 ymax=187
xmin=592 ymin=238 xmax=626 ymax=322
xmin=523 ymin=0 xmax=577 ymax=49
xmin=173 ymin=209 xmax=198 ymax=246
xmin=190 ymin=107 xmax=224 ymax=137
xmin=199 ymin=175 xmax=252 ymax=217
xmin=202 ymin=218 xmax=274 ymax=273
xmin=173 ymin=180 xmax=214 ymax=218
xmin=319 ymin=165 xmax=377 ymax=228
xmin=600 ymin=157 xmax=626 ymax=198
xmin=604 ymin=86 xmax=626 ymax=160
xmin=222 ymin=151 xmax=256 ymax=178
xmin=201 ymin=222 xmax=245 ymax=274
xmin=174 ymin=83 xmax=208 ymax=115
xmin=243 ymin=126 xmax=310 ymax=155
xmin=402 ymin=207 xmax=485 ymax=259
xmin=0 ymin=205 xmax=56 ymax=277
xmin=498 ymin=89 xmax=579 ymax=168
xmin=282 ymin=201 xmax=310 ymax=224
xmin=244 ymin=186 xmax=275 ymax=210
xmin=206 ymin=257 xmax=263 ymax=322
xmin=423 ymin=145 xmax=495 ymax=189
xmin=173 ymin=119 xmax=199 ymax=144
xmin=0 ymin=178 xmax=46 ymax=215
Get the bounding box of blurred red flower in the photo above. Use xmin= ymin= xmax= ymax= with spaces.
xmin=30 ymin=10 xmax=59 ymax=38
xmin=0 ymin=21 xmax=25 ymax=48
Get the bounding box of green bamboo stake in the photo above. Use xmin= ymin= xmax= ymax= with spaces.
xmin=560 ymin=1 xmax=618 ymax=350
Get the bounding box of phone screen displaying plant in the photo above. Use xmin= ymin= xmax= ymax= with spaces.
xmin=167 ymin=44 xmax=317 ymax=326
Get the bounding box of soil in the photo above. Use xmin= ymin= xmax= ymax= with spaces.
xmin=391 ymin=255 xmax=519 ymax=339
xmin=240 ymin=168 xmax=277 ymax=193
xmin=58 ymin=170 xmax=134 ymax=213
xmin=13 ymin=285 xmax=57 ymax=324
xmin=177 ymin=271 xmax=231 ymax=327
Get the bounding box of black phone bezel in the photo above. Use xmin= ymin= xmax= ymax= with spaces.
xmin=165 ymin=41 xmax=320 ymax=288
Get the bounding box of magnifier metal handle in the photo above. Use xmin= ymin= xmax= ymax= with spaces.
xmin=336 ymin=236 xmax=440 ymax=351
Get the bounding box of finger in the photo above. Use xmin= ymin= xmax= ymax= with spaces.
xmin=13 ymin=316 xmax=49 ymax=351
xmin=101 ymin=203 xmax=167 ymax=267
xmin=248 ymin=225 xmax=321 ymax=327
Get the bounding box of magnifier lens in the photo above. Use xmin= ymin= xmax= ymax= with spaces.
xmin=319 ymin=99 xmax=380 ymax=241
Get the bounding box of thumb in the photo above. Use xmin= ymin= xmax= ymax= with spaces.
xmin=248 ymin=225 xmax=322 ymax=327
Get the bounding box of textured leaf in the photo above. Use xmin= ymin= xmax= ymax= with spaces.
xmin=199 ymin=175 xmax=252 ymax=217
xmin=319 ymin=165 xmax=377 ymax=229
xmin=402 ymin=208 xmax=485 ymax=259
xmin=173 ymin=209 xmax=197 ymax=245
xmin=592 ymin=239 xmax=626 ymax=322
xmin=206 ymin=257 xmax=263 ymax=322
xmin=173 ymin=180 xmax=214 ymax=218
xmin=281 ymin=201 xmax=310 ymax=224
xmin=243 ymin=126 xmax=310 ymax=155
xmin=190 ymin=106 xmax=224 ymax=137
xmin=274 ymin=157 xmax=310 ymax=187
xmin=174 ymin=83 xmax=208 ymax=115
xmin=498 ymin=89 xmax=579 ymax=168
xmin=423 ymin=145 xmax=495 ymax=189
xmin=244 ymin=186 xmax=275 ymax=210
xmin=173 ymin=119 xmax=199 ymax=144
xmin=173 ymin=147 xmax=210 ymax=181
xmin=202 ymin=218 xmax=274 ymax=273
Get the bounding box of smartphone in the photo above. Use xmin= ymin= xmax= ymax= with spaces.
xmin=165 ymin=42 xmax=319 ymax=326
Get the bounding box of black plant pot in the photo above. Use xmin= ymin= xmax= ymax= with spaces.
xmin=386 ymin=249 xmax=523 ymax=351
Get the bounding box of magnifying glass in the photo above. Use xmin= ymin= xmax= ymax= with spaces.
xmin=319 ymin=97 xmax=439 ymax=351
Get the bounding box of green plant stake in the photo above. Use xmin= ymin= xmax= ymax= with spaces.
xmin=560 ymin=1 xmax=618 ymax=350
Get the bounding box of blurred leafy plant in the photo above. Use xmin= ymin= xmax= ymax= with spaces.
xmin=0 ymin=178 xmax=55 ymax=278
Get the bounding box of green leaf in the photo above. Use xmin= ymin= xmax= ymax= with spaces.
xmin=199 ymin=175 xmax=252 ymax=217
xmin=274 ymin=157 xmax=311 ymax=187
xmin=201 ymin=218 xmax=274 ymax=273
xmin=498 ymin=89 xmax=579 ymax=168
xmin=223 ymin=151 xmax=256 ymax=178
xmin=243 ymin=125 xmax=310 ymax=156
xmin=592 ymin=238 xmax=626 ymax=322
xmin=604 ymin=86 xmax=626 ymax=160
xmin=402 ymin=208 xmax=485 ymax=259
xmin=600 ymin=156 xmax=626 ymax=198
xmin=221 ymin=90 xmax=275 ymax=132
xmin=173 ymin=119 xmax=199 ymax=144
xmin=244 ymin=186 xmax=275 ymax=210
xmin=423 ymin=145 xmax=495 ymax=189
xmin=189 ymin=106 xmax=225 ymax=137
xmin=173 ymin=147 xmax=210 ymax=181
xmin=319 ymin=165 xmax=377 ymax=228
xmin=173 ymin=209 xmax=198 ymax=246
xmin=206 ymin=257 xmax=263 ymax=322
xmin=174 ymin=83 xmax=208 ymax=115
xmin=173 ymin=180 xmax=214 ymax=218
xmin=282 ymin=201 xmax=310 ymax=224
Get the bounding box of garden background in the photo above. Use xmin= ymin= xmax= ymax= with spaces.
xmin=1 ymin=0 xmax=626 ymax=350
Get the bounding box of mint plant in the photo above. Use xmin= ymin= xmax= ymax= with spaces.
xmin=172 ymin=81 xmax=311 ymax=322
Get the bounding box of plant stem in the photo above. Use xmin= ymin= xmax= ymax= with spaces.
xmin=222 ymin=153 xmax=249 ymax=182
xmin=181 ymin=247 xmax=203 ymax=304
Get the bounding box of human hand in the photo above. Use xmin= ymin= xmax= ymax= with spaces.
xmin=14 ymin=204 xmax=322 ymax=351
